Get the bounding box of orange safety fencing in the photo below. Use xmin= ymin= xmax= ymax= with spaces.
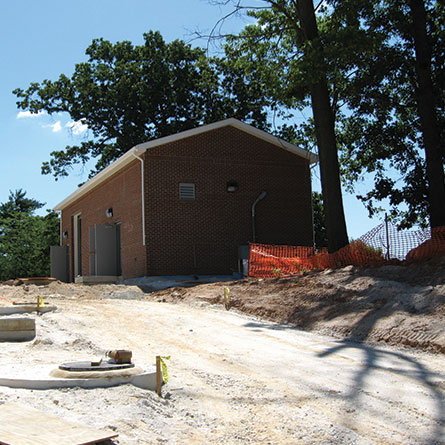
xmin=249 ymin=225 xmax=445 ymax=278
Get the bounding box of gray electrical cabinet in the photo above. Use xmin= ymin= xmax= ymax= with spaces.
xmin=50 ymin=245 xmax=69 ymax=282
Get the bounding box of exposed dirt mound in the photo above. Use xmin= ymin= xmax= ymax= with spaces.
xmin=1 ymin=256 xmax=443 ymax=353
xmin=151 ymin=257 xmax=445 ymax=353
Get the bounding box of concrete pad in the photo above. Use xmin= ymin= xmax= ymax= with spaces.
xmin=0 ymin=402 xmax=118 ymax=445
xmin=0 ymin=363 xmax=158 ymax=391
xmin=0 ymin=318 xmax=35 ymax=342
xmin=18 ymin=277 xmax=57 ymax=286
xmin=121 ymin=274 xmax=235 ymax=291
xmin=0 ymin=305 xmax=56 ymax=315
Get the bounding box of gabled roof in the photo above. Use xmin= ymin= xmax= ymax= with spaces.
xmin=54 ymin=118 xmax=318 ymax=211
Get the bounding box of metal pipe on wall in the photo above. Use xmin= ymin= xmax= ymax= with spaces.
xmin=132 ymin=152 xmax=146 ymax=246
xmin=251 ymin=191 xmax=267 ymax=243
xmin=56 ymin=210 xmax=62 ymax=246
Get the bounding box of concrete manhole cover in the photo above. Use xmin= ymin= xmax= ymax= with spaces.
xmin=59 ymin=361 xmax=135 ymax=372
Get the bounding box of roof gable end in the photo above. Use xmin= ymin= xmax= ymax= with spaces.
xmin=134 ymin=118 xmax=318 ymax=163
xmin=54 ymin=118 xmax=317 ymax=210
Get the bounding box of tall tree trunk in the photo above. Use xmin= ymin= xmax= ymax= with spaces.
xmin=297 ymin=0 xmax=349 ymax=252
xmin=409 ymin=0 xmax=445 ymax=228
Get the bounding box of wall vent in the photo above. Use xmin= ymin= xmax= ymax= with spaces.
xmin=179 ymin=183 xmax=195 ymax=200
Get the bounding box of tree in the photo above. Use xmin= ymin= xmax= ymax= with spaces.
xmin=14 ymin=31 xmax=270 ymax=179
xmin=0 ymin=190 xmax=59 ymax=281
xmin=218 ymin=0 xmax=444 ymax=230
xmin=405 ymin=0 xmax=444 ymax=228
xmin=312 ymin=191 xmax=328 ymax=248
xmin=219 ymin=1 xmax=349 ymax=251
xmin=0 ymin=189 xmax=42 ymax=217
xmin=294 ymin=0 xmax=349 ymax=252
xmin=332 ymin=0 xmax=445 ymax=229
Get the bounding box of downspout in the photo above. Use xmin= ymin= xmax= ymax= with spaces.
xmin=132 ymin=152 xmax=146 ymax=246
xmin=56 ymin=210 xmax=62 ymax=246
xmin=310 ymin=183 xmax=315 ymax=250
xmin=251 ymin=191 xmax=267 ymax=243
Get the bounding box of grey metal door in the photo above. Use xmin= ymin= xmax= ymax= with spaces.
xmin=89 ymin=224 xmax=118 ymax=276
xmin=50 ymin=245 xmax=69 ymax=282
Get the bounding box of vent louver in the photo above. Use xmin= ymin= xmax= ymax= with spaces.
xmin=179 ymin=183 xmax=195 ymax=200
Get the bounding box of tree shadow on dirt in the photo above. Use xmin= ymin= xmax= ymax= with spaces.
xmin=273 ymin=270 xmax=442 ymax=348
xmin=319 ymin=259 xmax=445 ymax=288
xmin=317 ymin=341 xmax=444 ymax=444
xmin=241 ymin=286 xmax=444 ymax=444
xmin=315 ymin=286 xmax=443 ymax=443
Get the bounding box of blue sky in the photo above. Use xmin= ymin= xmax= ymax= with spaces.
xmin=0 ymin=0 xmax=382 ymax=240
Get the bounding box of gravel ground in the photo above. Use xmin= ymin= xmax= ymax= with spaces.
xmin=0 ymin=293 xmax=443 ymax=444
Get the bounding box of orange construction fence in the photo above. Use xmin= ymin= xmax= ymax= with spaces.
xmin=249 ymin=225 xmax=445 ymax=278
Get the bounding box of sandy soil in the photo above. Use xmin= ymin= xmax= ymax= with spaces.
xmin=0 ymin=259 xmax=443 ymax=444
xmin=154 ymin=257 xmax=445 ymax=354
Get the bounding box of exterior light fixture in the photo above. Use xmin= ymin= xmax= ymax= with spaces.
xmin=62 ymin=231 xmax=68 ymax=239
xmin=106 ymin=208 xmax=113 ymax=218
xmin=226 ymin=180 xmax=239 ymax=193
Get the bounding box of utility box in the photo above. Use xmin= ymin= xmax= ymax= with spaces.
xmin=50 ymin=245 xmax=69 ymax=282
xmin=238 ymin=245 xmax=250 ymax=277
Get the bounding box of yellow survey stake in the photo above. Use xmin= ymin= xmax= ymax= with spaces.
xmin=160 ymin=356 xmax=170 ymax=383
xmin=224 ymin=286 xmax=230 ymax=309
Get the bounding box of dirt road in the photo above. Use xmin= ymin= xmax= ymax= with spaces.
xmin=1 ymin=298 xmax=443 ymax=444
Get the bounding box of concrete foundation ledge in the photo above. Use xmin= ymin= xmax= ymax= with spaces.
xmin=75 ymin=276 xmax=122 ymax=284
xmin=0 ymin=364 xmax=158 ymax=391
xmin=0 ymin=318 xmax=36 ymax=342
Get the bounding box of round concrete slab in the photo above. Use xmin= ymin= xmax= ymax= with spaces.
xmin=0 ymin=364 xmax=158 ymax=391
xmin=59 ymin=361 xmax=134 ymax=372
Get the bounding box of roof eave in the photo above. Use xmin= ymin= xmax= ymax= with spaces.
xmin=133 ymin=118 xmax=318 ymax=164
xmin=53 ymin=147 xmax=144 ymax=211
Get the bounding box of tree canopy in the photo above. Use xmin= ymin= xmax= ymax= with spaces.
xmin=222 ymin=0 xmax=353 ymax=251
xmin=335 ymin=0 xmax=445 ymax=228
xmin=312 ymin=191 xmax=328 ymax=249
xmin=14 ymin=31 xmax=271 ymax=179
xmin=0 ymin=190 xmax=59 ymax=281
xmin=220 ymin=0 xmax=444 ymax=230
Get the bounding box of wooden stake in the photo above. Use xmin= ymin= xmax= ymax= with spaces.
xmin=156 ymin=356 xmax=162 ymax=397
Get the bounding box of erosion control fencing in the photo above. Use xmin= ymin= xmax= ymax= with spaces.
xmin=249 ymin=225 xmax=445 ymax=278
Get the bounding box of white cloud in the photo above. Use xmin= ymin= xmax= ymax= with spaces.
xmin=45 ymin=121 xmax=62 ymax=132
xmin=16 ymin=110 xmax=46 ymax=119
xmin=66 ymin=119 xmax=88 ymax=135
xmin=18 ymin=112 xmax=87 ymax=136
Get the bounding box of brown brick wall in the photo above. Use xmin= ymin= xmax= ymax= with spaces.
xmin=144 ymin=126 xmax=313 ymax=275
xmin=61 ymin=160 xmax=146 ymax=280
xmin=59 ymin=125 xmax=314 ymax=279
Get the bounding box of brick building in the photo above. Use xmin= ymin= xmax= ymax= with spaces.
xmin=52 ymin=118 xmax=317 ymax=281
